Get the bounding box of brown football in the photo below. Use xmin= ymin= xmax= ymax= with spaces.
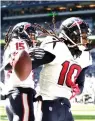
xmin=14 ymin=51 xmax=32 ymax=81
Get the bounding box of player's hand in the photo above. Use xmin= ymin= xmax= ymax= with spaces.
xmin=29 ymin=47 xmax=45 ymax=59
xmin=33 ymin=95 xmax=42 ymax=102
xmin=70 ymin=83 xmax=80 ymax=100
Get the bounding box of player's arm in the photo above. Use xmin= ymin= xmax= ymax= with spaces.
xmin=31 ymin=36 xmax=56 ymax=69
xmin=75 ymin=66 xmax=90 ymax=94
xmin=4 ymin=46 xmax=55 ymax=70
xmin=32 ymin=50 xmax=55 ymax=69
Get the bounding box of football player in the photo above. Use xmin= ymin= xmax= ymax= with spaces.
xmin=33 ymin=17 xmax=93 ymax=121
xmin=2 ymin=22 xmax=45 ymax=121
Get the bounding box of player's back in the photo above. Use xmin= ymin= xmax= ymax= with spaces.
xmin=39 ymin=36 xmax=92 ymax=100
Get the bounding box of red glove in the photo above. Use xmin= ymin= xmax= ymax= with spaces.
xmin=70 ymin=83 xmax=80 ymax=100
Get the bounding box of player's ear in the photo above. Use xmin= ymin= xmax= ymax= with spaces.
xmin=14 ymin=51 xmax=32 ymax=81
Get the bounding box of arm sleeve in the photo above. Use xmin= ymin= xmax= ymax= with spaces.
xmin=76 ymin=66 xmax=89 ymax=94
xmin=32 ymin=50 xmax=55 ymax=69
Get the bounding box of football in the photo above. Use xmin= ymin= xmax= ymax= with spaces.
xmin=14 ymin=51 xmax=32 ymax=81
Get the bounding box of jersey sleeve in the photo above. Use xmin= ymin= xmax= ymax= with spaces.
xmin=40 ymin=36 xmax=56 ymax=55
xmin=40 ymin=36 xmax=72 ymax=65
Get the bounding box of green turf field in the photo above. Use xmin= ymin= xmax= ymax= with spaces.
xmin=0 ymin=103 xmax=95 ymax=121
xmin=71 ymin=103 xmax=95 ymax=121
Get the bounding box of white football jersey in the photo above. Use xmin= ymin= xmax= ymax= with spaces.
xmin=39 ymin=36 xmax=92 ymax=100
xmin=3 ymin=38 xmax=34 ymax=92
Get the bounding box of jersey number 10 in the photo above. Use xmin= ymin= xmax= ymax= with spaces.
xmin=58 ymin=61 xmax=81 ymax=87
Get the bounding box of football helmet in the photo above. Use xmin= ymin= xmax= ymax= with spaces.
xmin=59 ymin=17 xmax=91 ymax=49
xmin=12 ymin=22 xmax=36 ymax=47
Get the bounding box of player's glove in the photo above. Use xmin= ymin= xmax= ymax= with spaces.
xmin=33 ymin=95 xmax=42 ymax=102
xmin=70 ymin=83 xmax=80 ymax=100
xmin=29 ymin=47 xmax=45 ymax=60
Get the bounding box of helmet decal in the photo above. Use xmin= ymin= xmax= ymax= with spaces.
xmin=70 ymin=20 xmax=83 ymax=28
xmin=11 ymin=22 xmax=36 ymax=47
xmin=24 ymin=23 xmax=31 ymax=30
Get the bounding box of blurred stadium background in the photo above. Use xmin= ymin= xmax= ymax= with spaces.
xmin=0 ymin=0 xmax=95 ymax=121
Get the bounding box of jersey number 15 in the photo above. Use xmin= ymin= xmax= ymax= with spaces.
xmin=16 ymin=42 xmax=25 ymax=50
